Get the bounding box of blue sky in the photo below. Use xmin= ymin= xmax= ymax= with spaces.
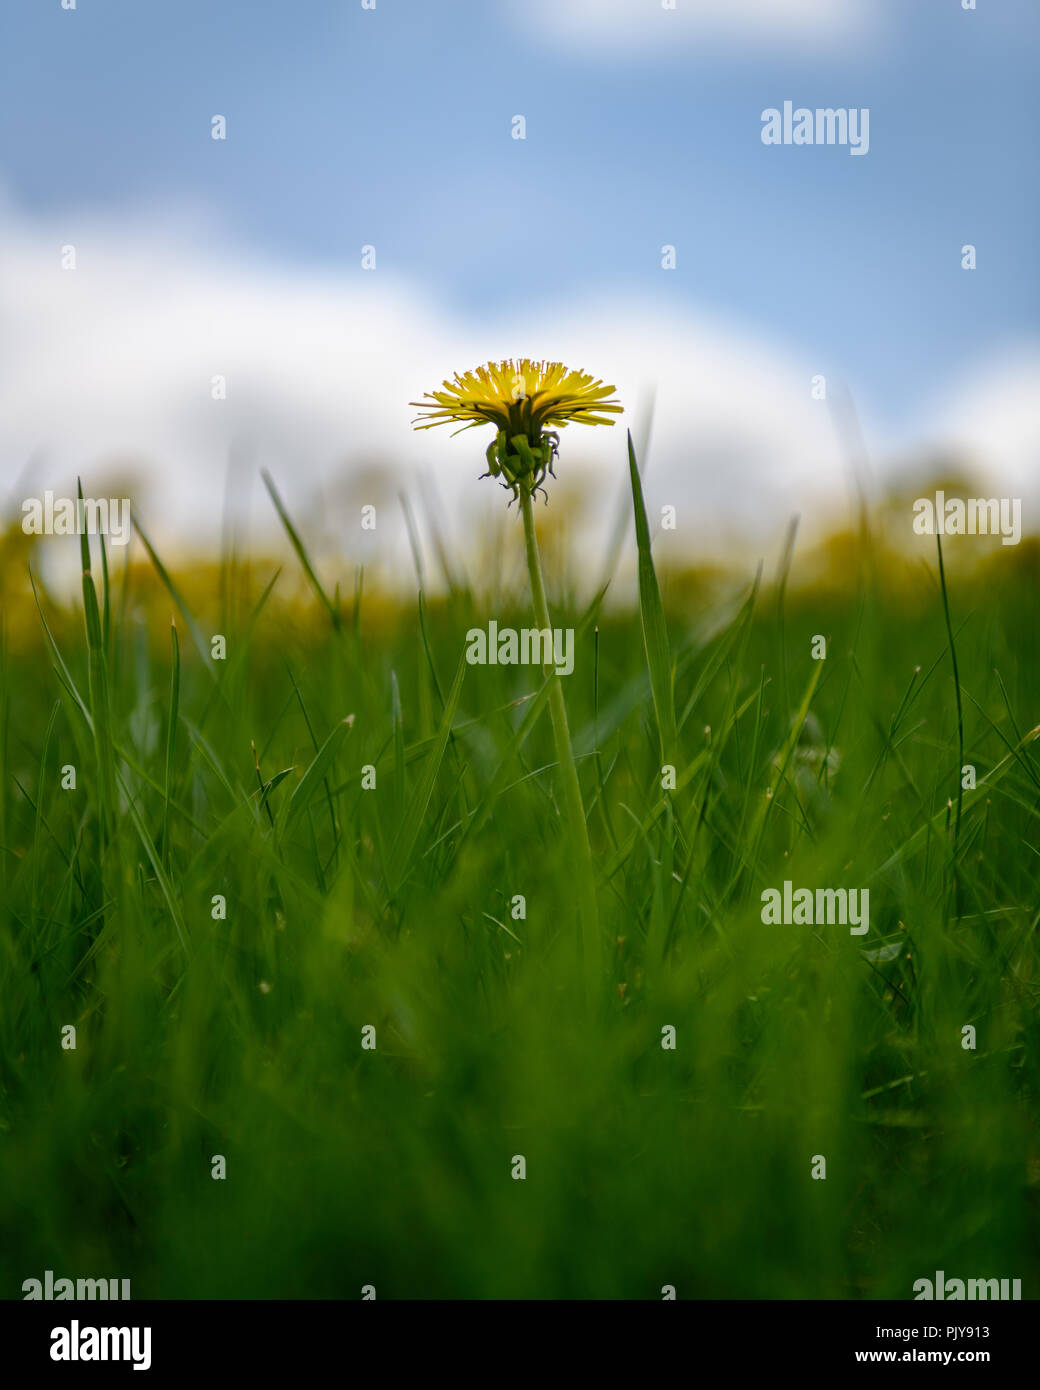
xmin=0 ymin=0 xmax=1037 ymax=562
xmin=3 ymin=0 xmax=1036 ymax=426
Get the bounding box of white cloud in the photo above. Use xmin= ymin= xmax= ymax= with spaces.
xmin=0 ymin=199 xmax=1033 ymax=594
xmin=912 ymin=350 xmax=1040 ymax=490
xmin=516 ymin=0 xmax=879 ymax=56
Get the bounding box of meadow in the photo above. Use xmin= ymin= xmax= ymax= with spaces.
xmin=1 ymin=456 xmax=1038 ymax=1299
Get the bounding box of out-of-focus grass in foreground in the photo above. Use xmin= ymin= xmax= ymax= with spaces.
xmin=0 ymin=470 xmax=1038 ymax=1299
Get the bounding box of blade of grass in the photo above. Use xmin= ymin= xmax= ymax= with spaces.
xmin=161 ymin=619 xmax=180 ymax=868
xmin=132 ymin=512 xmax=216 ymax=679
xmin=279 ymin=715 xmax=355 ymax=838
xmin=79 ymin=480 xmax=117 ymax=837
xmin=387 ymin=655 xmax=466 ymax=895
xmin=262 ymin=469 xmax=342 ymax=631
xmin=627 ymin=430 xmax=675 ymax=762
xmin=936 ymin=533 xmax=965 ymax=916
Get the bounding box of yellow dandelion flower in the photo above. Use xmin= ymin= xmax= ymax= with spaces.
xmin=412 ymin=359 xmax=622 ymax=436
xmin=411 ymin=358 xmax=622 ymax=500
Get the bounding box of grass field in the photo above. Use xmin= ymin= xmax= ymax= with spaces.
xmin=1 ymin=454 xmax=1038 ymax=1300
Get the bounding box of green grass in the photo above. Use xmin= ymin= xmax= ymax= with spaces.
xmin=1 ymin=466 xmax=1038 ymax=1300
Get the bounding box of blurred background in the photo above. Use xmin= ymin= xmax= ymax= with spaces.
xmin=0 ymin=0 xmax=1036 ymax=588
xmin=1 ymin=2 xmax=1039 ymax=1302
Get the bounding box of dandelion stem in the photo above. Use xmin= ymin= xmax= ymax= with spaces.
xmin=518 ymin=483 xmax=601 ymax=997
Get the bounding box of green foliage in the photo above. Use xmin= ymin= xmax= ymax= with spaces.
xmin=0 ymin=499 xmax=1037 ymax=1298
